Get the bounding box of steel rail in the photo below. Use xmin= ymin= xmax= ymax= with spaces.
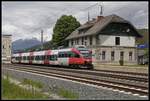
xmin=3 ymin=64 xmax=148 ymax=96
xmin=6 ymin=63 xmax=148 ymax=82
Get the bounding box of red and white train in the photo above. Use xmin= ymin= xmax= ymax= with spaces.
xmin=11 ymin=45 xmax=93 ymax=69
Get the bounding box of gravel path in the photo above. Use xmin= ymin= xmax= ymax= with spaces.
xmin=2 ymin=67 xmax=148 ymax=100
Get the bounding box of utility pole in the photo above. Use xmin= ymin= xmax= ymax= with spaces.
xmin=41 ymin=29 xmax=43 ymax=50
xmin=88 ymin=11 xmax=90 ymax=21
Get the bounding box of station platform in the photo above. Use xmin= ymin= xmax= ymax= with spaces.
xmin=93 ymin=63 xmax=148 ymax=74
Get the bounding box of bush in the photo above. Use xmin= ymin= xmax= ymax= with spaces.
xmin=119 ymin=60 xmax=124 ymax=66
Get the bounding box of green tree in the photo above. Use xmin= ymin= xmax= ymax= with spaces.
xmin=52 ymin=15 xmax=80 ymax=46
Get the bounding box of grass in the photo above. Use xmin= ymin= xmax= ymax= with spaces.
xmin=21 ymin=78 xmax=44 ymax=89
xmin=57 ymin=87 xmax=79 ymax=99
xmin=48 ymin=85 xmax=79 ymax=99
xmin=2 ymin=74 xmax=79 ymax=100
xmin=2 ymin=75 xmax=48 ymax=100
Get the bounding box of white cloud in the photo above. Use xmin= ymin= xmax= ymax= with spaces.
xmin=2 ymin=1 xmax=148 ymax=42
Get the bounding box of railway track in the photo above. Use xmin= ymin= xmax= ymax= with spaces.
xmin=2 ymin=63 xmax=148 ymax=96
xmin=5 ymin=63 xmax=148 ymax=82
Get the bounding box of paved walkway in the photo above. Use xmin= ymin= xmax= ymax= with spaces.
xmin=93 ymin=63 xmax=148 ymax=74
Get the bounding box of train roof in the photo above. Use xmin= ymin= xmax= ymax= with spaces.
xmin=12 ymin=47 xmax=90 ymax=56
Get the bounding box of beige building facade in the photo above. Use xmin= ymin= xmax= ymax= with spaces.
xmin=66 ymin=15 xmax=141 ymax=65
xmin=2 ymin=34 xmax=12 ymax=63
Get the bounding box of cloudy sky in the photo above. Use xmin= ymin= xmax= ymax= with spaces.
xmin=2 ymin=1 xmax=148 ymax=42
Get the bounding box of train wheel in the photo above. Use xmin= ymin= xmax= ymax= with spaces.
xmin=87 ymin=64 xmax=94 ymax=70
xmin=70 ymin=64 xmax=79 ymax=69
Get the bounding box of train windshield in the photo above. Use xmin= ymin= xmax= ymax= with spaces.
xmin=79 ymin=50 xmax=92 ymax=58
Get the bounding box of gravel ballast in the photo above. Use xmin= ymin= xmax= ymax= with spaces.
xmin=2 ymin=68 xmax=148 ymax=100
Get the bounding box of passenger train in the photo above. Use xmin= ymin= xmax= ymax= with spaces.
xmin=11 ymin=45 xmax=93 ymax=69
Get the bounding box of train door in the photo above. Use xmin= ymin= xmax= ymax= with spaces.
xmin=29 ymin=52 xmax=34 ymax=64
xmin=19 ymin=53 xmax=22 ymax=63
xmin=44 ymin=50 xmax=51 ymax=65
xmin=58 ymin=51 xmax=69 ymax=66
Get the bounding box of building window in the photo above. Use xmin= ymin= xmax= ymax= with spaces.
xmin=71 ymin=40 xmax=73 ymax=46
xmin=111 ymin=51 xmax=115 ymax=61
xmin=115 ymin=37 xmax=120 ymax=45
xmin=129 ymin=51 xmax=132 ymax=61
xmin=90 ymin=36 xmax=93 ymax=45
xmin=102 ymin=51 xmax=106 ymax=60
xmin=77 ymin=39 xmax=79 ymax=44
xmin=120 ymin=51 xmax=124 ymax=60
xmin=82 ymin=37 xmax=84 ymax=45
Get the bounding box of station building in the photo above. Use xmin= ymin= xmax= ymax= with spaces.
xmin=65 ymin=14 xmax=142 ymax=65
xmin=2 ymin=34 xmax=12 ymax=63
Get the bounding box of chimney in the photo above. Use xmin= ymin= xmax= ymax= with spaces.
xmin=97 ymin=16 xmax=104 ymax=22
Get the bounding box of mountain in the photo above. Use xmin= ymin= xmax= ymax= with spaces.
xmin=136 ymin=29 xmax=149 ymax=45
xmin=12 ymin=38 xmax=41 ymax=53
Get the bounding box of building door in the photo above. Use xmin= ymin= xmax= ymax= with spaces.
xmin=120 ymin=51 xmax=124 ymax=60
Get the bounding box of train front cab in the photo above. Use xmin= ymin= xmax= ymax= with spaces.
xmin=70 ymin=48 xmax=93 ymax=69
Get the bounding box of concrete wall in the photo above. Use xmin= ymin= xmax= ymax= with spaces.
xmin=91 ymin=47 xmax=137 ymax=65
xmin=68 ymin=35 xmax=135 ymax=48
xmin=67 ymin=35 xmax=137 ymax=65
xmin=2 ymin=35 xmax=12 ymax=62
xmin=99 ymin=35 xmax=135 ymax=47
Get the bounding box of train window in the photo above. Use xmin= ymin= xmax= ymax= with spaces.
xmin=58 ymin=52 xmax=63 ymax=58
xmin=64 ymin=53 xmax=68 ymax=57
xmin=42 ymin=56 xmax=45 ymax=60
xmin=68 ymin=52 xmax=71 ymax=57
xmin=67 ymin=51 xmax=80 ymax=58
xmin=35 ymin=56 xmax=37 ymax=60
xmin=39 ymin=56 xmax=42 ymax=60
xmin=27 ymin=56 xmax=29 ymax=60
xmin=23 ymin=56 xmax=26 ymax=60
xmin=35 ymin=56 xmax=38 ymax=60
xmin=74 ymin=53 xmax=80 ymax=58
xmin=59 ymin=51 xmax=80 ymax=58
xmin=51 ymin=55 xmax=54 ymax=60
xmin=37 ymin=56 xmax=40 ymax=60
xmin=70 ymin=51 xmax=75 ymax=57
xmin=52 ymin=55 xmax=55 ymax=60
xmin=40 ymin=56 xmax=43 ymax=60
xmin=49 ymin=55 xmax=58 ymax=61
xmin=54 ymin=55 xmax=57 ymax=61
xmin=40 ymin=56 xmax=42 ymax=60
xmin=38 ymin=56 xmax=40 ymax=60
